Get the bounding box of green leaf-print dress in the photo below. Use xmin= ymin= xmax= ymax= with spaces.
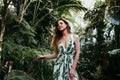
xmin=53 ymin=34 xmax=79 ymax=80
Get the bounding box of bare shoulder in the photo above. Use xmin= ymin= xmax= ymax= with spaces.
xmin=73 ymin=34 xmax=79 ymax=41
xmin=73 ymin=34 xmax=80 ymax=48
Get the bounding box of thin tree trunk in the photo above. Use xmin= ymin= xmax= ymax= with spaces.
xmin=17 ymin=0 xmax=31 ymax=23
xmin=0 ymin=0 xmax=10 ymax=68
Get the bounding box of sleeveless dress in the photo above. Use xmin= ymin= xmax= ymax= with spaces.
xmin=53 ymin=34 xmax=79 ymax=80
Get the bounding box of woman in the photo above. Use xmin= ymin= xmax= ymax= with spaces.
xmin=37 ymin=18 xmax=80 ymax=80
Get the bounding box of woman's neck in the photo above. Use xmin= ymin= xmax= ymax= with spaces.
xmin=62 ymin=29 xmax=69 ymax=36
xmin=62 ymin=31 xmax=72 ymax=38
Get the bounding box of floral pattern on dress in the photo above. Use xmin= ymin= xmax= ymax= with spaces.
xmin=53 ymin=34 xmax=79 ymax=80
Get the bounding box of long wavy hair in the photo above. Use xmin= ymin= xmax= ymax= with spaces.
xmin=51 ymin=18 xmax=71 ymax=53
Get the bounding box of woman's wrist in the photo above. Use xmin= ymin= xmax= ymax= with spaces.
xmin=71 ymin=66 xmax=75 ymax=69
xmin=42 ymin=55 xmax=45 ymax=59
xmin=37 ymin=55 xmax=45 ymax=59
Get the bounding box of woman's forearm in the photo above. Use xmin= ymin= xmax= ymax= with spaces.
xmin=71 ymin=52 xmax=80 ymax=69
xmin=38 ymin=53 xmax=57 ymax=59
xmin=71 ymin=35 xmax=80 ymax=70
xmin=44 ymin=53 xmax=57 ymax=59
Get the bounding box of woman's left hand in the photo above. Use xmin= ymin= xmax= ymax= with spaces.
xmin=69 ymin=68 xmax=75 ymax=80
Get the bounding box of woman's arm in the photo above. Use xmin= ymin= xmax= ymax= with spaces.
xmin=71 ymin=35 xmax=80 ymax=69
xmin=37 ymin=52 xmax=58 ymax=59
xmin=69 ymin=35 xmax=80 ymax=78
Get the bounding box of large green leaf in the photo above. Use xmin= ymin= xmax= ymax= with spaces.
xmin=4 ymin=70 xmax=35 ymax=80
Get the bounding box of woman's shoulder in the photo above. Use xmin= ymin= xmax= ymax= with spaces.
xmin=72 ymin=34 xmax=80 ymax=44
xmin=72 ymin=34 xmax=79 ymax=40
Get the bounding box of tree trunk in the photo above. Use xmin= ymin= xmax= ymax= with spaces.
xmin=17 ymin=0 xmax=24 ymax=23
xmin=0 ymin=0 xmax=10 ymax=68
xmin=114 ymin=25 xmax=120 ymax=48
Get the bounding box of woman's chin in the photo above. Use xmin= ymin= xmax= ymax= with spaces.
xmin=58 ymin=29 xmax=63 ymax=31
xmin=59 ymin=28 xmax=66 ymax=31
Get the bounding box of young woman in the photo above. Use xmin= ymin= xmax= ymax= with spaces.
xmin=37 ymin=18 xmax=80 ymax=80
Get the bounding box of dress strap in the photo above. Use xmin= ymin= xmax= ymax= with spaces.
xmin=71 ymin=34 xmax=75 ymax=45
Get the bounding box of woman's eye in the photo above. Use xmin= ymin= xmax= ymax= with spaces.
xmin=60 ymin=22 xmax=63 ymax=24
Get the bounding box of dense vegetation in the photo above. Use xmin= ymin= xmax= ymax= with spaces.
xmin=0 ymin=0 xmax=120 ymax=80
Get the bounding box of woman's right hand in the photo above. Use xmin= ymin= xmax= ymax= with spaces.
xmin=37 ymin=55 xmax=45 ymax=59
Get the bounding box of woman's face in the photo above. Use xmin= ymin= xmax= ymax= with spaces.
xmin=57 ymin=20 xmax=67 ymax=31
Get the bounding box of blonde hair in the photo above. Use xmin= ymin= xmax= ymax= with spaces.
xmin=50 ymin=18 xmax=71 ymax=53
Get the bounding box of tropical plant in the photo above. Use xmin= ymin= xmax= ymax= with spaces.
xmin=2 ymin=41 xmax=54 ymax=80
xmin=4 ymin=70 xmax=35 ymax=80
xmin=78 ymin=0 xmax=108 ymax=79
xmin=104 ymin=0 xmax=120 ymax=48
xmin=1 ymin=0 xmax=86 ymax=80
xmin=78 ymin=0 xmax=120 ymax=79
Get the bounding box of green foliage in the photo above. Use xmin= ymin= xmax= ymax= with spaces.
xmin=107 ymin=49 xmax=120 ymax=75
xmin=84 ymin=9 xmax=97 ymax=21
xmin=78 ymin=41 xmax=113 ymax=80
xmin=4 ymin=11 xmax=37 ymax=47
xmin=23 ymin=0 xmax=85 ymax=48
xmin=1 ymin=0 xmax=120 ymax=80
xmin=2 ymin=41 xmax=54 ymax=80
xmin=4 ymin=70 xmax=35 ymax=80
xmin=84 ymin=0 xmax=106 ymax=21
xmin=0 ymin=65 xmax=9 ymax=80
xmin=2 ymin=41 xmax=39 ymax=67
xmin=94 ymin=0 xmax=106 ymax=8
xmin=78 ymin=45 xmax=99 ymax=80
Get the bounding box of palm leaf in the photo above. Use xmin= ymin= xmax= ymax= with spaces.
xmin=4 ymin=70 xmax=35 ymax=80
